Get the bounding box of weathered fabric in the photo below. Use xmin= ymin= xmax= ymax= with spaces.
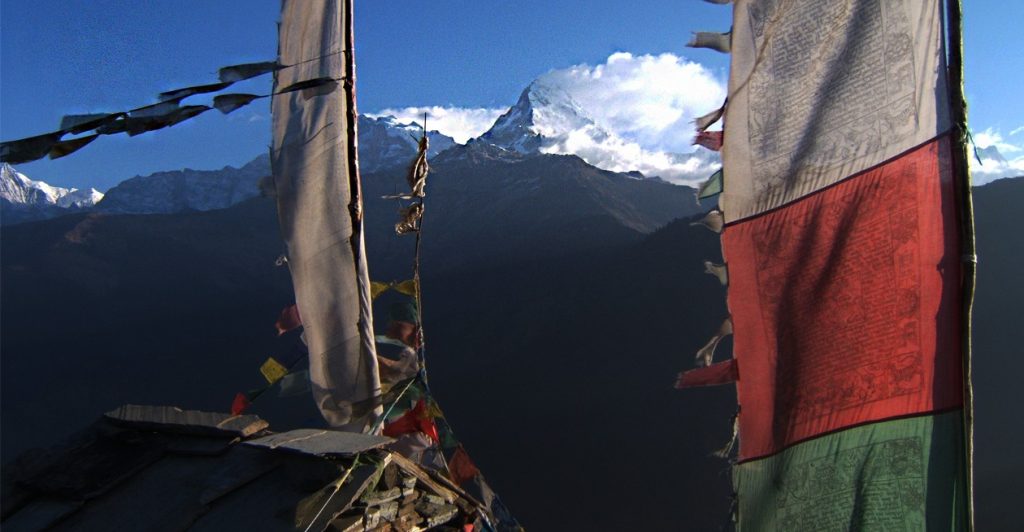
xmin=383 ymin=399 xmax=438 ymax=443
xmin=212 ymin=93 xmax=263 ymax=114
xmin=448 ymin=446 xmax=481 ymax=485
xmin=158 ymin=81 xmax=232 ymax=103
xmin=695 ymin=318 xmax=733 ymax=367
xmin=49 ymin=134 xmax=99 ymax=160
xmin=720 ymin=0 xmax=950 ymax=223
xmin=272 ymin=0 xmax=381 ymax=431
xmin=734 ymin=412 xmax=967 ymax=530
xmin=218 ymin=61 xmax=281 ymax=83
xmin=274 ymin=304 xmax=302 ymax=336
xmin=675 ymin=359 xmax=738 ymax=389
xmin=687 ymin=31 xmax=732 ymax=53
xmin=59 ymin=113 xmax=124 ymax=135
xmin=259 ymin=357 xmax=289 ymax=384
xmin=698 ymin=169 xmax=723 ymax=199
xmin=715 ymin=1 xmax=969 ymax=529
xmin=278 ymin=369 xmax=311 ymax=397
xmin=725 ymin=136 xmax=962 ymax=460
xmin=694 ymin=130 xmax=723 ymax=151
xmin=395 ymin=203 xmax=424 ymax=235
xmin=0 ymin=132 xmax=62 ymax=164
xmin=407 ymin=136 xmax=429 ymax=198
xmin=695 ymin=104 xmax=726 ymax=132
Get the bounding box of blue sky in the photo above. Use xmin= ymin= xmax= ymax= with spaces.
xmin=1 ymin=0 xmax=1021 ymax=190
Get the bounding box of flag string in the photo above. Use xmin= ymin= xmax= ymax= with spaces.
xmin=1 ymin=52 xmax=348 ymax=164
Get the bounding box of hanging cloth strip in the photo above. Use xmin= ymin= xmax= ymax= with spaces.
xmin=49 ymin=134 xmax=100 ymax=160
xmin=0 ymin=54 xmax=340 ymax=164
xmin=695 ymin=103 xmax=726 ymax=133
xmin=702 ymin=261 xmax=728 ymax=286
xmin=218 ymin=61 xmax=283 ymax=83
xmin=695 ymin=318 xmax=733 ymax=367
xmin=689 ymin=209 xmax=724 ymax=234
xmin=693 ymin=130 xmax=723 ymax=151
xmin=271 ymin=0 xmax=381 ymax=431
xmin=675 ymin=359 xmax=738 ymax=389
xmin=687 ymin=31 xmax=732 ymax=53
xmin=698 ymin=169 xmax=723 ymax=199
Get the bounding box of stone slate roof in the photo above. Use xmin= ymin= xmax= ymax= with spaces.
xmin=1 ymin=405 xmax=503 ymax=531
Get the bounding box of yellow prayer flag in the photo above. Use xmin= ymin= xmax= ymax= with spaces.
xmin=394 ymin=279 xmax=417 ymax=297
xmin=259 ymin=357 xmax=289 ymax=384
xmin=426 ymin=399 xmax=444 ymax=419
xmin=370 ymin=281 xmax=390 ymax=300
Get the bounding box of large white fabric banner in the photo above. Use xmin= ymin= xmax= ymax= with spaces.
xmin=721 ymin=0 xmax=950 ymax=223
xmin=272 ymin=0 xmax=381 ymax=430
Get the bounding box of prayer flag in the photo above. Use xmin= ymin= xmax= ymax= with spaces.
xmin=385 ymin=321 xmax=420 ymax=349
xmin=231 ymin=392 xmax=252 ymax=415
xmin=259 ymin=357 xmax=289 ymax=384
xmin=272 ymin=0 xmax=382 ymax=430
xmin=448 ymin=446 xmax=481 ymax=485
xmin=675 ymin=359 xmax=737 ymax=389
xmin=274 ymin=304 xmax=302 ymax=336
xmin=713 ymin=0 xmax=969 ymax=528
xmin=393 ymin=279 xmax=417 ymax=297
xmin=693 ymin=130 xmax=723 ymax=151
xmin=383 ymin=399 xmax=438 ymax=443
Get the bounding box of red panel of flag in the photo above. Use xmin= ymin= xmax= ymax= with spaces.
xmin=274 ymin=304 xmax=302 ymax=336
xmin=675 ymin=359 xmax=738 ymax=389
xmin=383 ymin=398 xmax=439 ymax=442
xmin=723 ymin=137 xmax=963 ymax=460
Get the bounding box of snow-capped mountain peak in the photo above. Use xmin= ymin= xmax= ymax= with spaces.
xmin=474 ymin=79 xmax=719 ymax=185
xmin=479 ymin=81 xmax=608 ymax=154
xmin=1 ymin=163 xmax=103 ymax=208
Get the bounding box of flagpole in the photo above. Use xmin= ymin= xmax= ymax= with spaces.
xmin=342 ymin=0 xmax=384 ymax=432
xmin=945 ymin=0 xmax=975 ymax=529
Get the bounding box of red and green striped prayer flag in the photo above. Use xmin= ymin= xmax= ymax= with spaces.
xmin=703 ymin=0 xmax=973 ymax=529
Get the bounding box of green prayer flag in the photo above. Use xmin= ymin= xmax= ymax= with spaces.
xmin=733 ymin=412 xmax=968 ymax=531
xmin=698 ymin=169 xmax=723 ymax=199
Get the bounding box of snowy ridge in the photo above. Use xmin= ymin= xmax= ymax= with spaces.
xmin=1 ymin=163 xmax=103 ymax=208
xmin=95 ymin=155 xmax=269 ymax=215
xmin=358 ymin=115 xmax=456 ymax=173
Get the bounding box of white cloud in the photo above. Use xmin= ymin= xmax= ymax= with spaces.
xmin=973 ymin=127 xmax=1021 ymax=153
xmin=367 ymin=106 xmax=504 ymax=144
xmin=536 ymin=52 xmax=727 ymax=154
xmin=539 ymin=122 xmax=720 ymax=186
xmin=970 ymin=126 xmax=1024 ymax=185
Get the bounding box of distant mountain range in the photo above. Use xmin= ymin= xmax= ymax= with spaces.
xmin=0 ymin=163 xmax=103 ymax=225
xmin=0 ymin=115 xmax=459 ymax=224
xmin=1 ymin=76 xmax=716 ymax=226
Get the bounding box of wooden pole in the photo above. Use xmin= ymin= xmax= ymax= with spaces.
xmin=945 ymin=0 xmax=976 ymax=529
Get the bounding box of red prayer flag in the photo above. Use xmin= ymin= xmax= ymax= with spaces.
xmin=231 ymin=392 xmax=252 ymax=415
xmin=448 ymin=445 xmax=481 ymax=485
xmin=724 ymin=137 xmax=962 ymax=461
xmin=693 ymin=130 xmax=723 ymax=151
xmin=383 ymin=398 xmax=438 ymax=442
xmin=675 ymin=359 xmax=738 ymax=389
xmin=274 ymin=304 xmax=302 ymax=336
xmin=385 ymin=320 xmax=421 ymax=349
